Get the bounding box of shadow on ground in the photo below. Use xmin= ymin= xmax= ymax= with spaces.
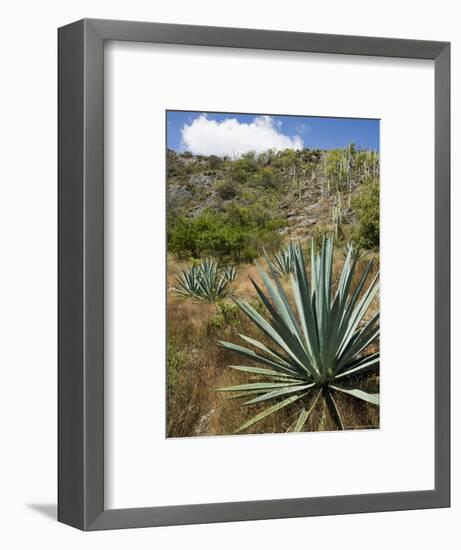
xmin=27 ymin=503 xmax=57 ymax=521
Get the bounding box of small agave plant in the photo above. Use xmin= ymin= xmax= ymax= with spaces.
xmin=217 ymin=237 xmax=379 ymax=433
xmin=173 ymin=258 xmax=237 ymax=302
xmin=269 ymin=241 xmax=299 ymax=277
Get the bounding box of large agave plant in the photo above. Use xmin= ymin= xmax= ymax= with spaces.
xmin=217 ymin=237 xmax=379 ymax=433
xmin=173 ymin=258 xmax=236 ymax=302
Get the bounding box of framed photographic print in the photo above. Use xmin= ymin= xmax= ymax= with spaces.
xmin=58 ymin=19 xmax=450 ymax=530
xmin=166 ymin=110 xmax=380 ymax=438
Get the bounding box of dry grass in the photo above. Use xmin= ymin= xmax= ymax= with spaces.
xmin=167 ymin=252 xmax=379 ymax=438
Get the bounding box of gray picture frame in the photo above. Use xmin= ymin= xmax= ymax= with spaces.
xmin=58 ymin=18 xmax=450 ymax=531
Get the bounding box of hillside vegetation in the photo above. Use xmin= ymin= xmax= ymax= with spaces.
xmin=167 ymin=145 xmax=379 ymax=261
xmin=166 ymin=146 xmax=380 ymax=437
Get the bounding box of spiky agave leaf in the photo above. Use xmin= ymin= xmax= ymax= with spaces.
xmin=172 ymin=264 xmax=203 ymax=300
xmin=269 ymin=241 xmax=299 ymax=278
xmin=197 ymin=258 xmax=232 ymax=302
xmin=217 ymin=237 xmax=379 ymax=433
xmin=222 ymin=265 xmax=238 ymax=283
xmin=343 ymin=241 xmax=367 ymax=261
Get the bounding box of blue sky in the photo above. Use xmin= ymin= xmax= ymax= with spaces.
xmin=167 ymin=110 xmax=379 ymax=156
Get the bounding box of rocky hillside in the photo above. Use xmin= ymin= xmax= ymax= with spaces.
xmin=167 ymin=146 xmax=379 ymax=260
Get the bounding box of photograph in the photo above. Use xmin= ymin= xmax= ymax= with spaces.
xmin=166 ymin=110 xmax=380 ymax=437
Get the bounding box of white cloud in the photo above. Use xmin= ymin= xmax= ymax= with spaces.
xmin=180 ymin=115 xmax=303 ymax=157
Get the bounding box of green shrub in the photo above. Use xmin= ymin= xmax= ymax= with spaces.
xmin=254 ymin=167 xmax=279 ymax=189
xmin=352 ymin=179 xmax=379 ymax=250
xmin=167 ymin=342 xmax=203 ymax=437
xmin=228 ymin=155 xmax=259 ymax=183
xmin=167 ymin=344 xmax=187 ymax=397
xmin=168 ymin=206 xmax=283 ymax=262
xmin=208 ymin=155 xmax=222 ymax=170
xmin=208 ymin=301 xmax=241 ymax=333
xmin=216 ymin=180 xmax=238 ymax=200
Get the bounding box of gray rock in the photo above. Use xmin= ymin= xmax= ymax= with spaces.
xmin=189 ymin=174 xmax=214 ymax=187
xmin=167 ymin=185 xmax=192 ymax=208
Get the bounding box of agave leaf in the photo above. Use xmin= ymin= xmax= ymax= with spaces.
xmin=324 ymin=387 xmax=344 ymax=430
xmin=257 ymin=261 xmax=313 ymax=364
xmin=267 ymin=376 xmax=305 ymax=383
xmin=330 ymin=385 xmax=379 ymax=405
xmin=319 ymin=292 xmax=343 ymax=374
xmin=216 ymin=381 xmax=300 ymax=392
xmin=291 ymin=248 xmax=322 ymax=370
xmin=227 ymin=365 xmax=297 ymax=379
xmin=223 ymin=265 xmax=238 ymax=283
xmin=290 ymin=389 xmax=322 ymax=432
xmin=286 ymin=416 xmax=300 ymax=432
xmin=290 ymin=274 xmax=320 ymax=362
xmin=332 ymin=259 xmax=374 ymax=352
xmin=269 ymin=242 xmax=298 ymax=277
xmin=335 ymin=314 xmax=379 ymax=372
xmin=334 ymin=352 xmax=379 ymax=379
xmin=223 ymin=390 xmax=267 ymax=401
xmin=310 ymin=238 xmax=318 ymax=298
xmin=235 ymin=392 xmax=308 ymax=434
xmin=324 ymin=237 xmax=333 ymax=310
xmin=316 ymin=237 xmax=328 ymax=349
xmin=265 ymin=247 xmax=313 ymax=340
xmin=232 ymin=298 xmax=315 ymax=377
xmin=336 ymin=245 xmax=356 ymax=302
xmin=223 ymin=389 xmax=269 ymax=400
xmin=218 ymin=340 xmax=300 ymax=377
xmin=249 ymin=278 xmax=317 ymax=376
xmin=238 ymin=332 xmax=299 ymax=371
xmin=244 ymin=383 xmax=315 ymax=405
xmin=337 ymin=274 xmax=379 ymax=357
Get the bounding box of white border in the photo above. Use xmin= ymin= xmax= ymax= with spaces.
xmin=105 ymin=42 xmax=434 ymax=508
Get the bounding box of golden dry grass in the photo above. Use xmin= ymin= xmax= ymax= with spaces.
xmin=166 ymin=252 xmax=379 ymax=438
